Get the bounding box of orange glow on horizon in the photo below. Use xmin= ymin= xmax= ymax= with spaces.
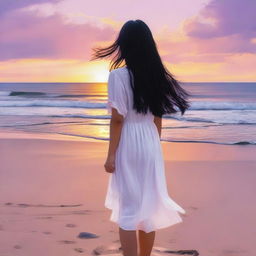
xmin=0 ymin=59 xmax=112 ymax=83
xmin=0 ymin=54 xmax=256 ymax=83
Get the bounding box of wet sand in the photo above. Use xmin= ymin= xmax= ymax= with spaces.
xmin=0 ymin=131 xmax=255 ymax=255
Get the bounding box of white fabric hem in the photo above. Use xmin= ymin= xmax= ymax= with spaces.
xmin=106 ymin=100 xmax=126 ymax=117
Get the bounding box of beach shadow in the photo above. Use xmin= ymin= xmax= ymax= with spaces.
xmin=153 ymin=247 xmax=199 ymax=256
xmin=4 ymin=202 xmax=82 ymax=208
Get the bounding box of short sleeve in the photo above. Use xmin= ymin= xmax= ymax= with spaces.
xmin=106 ymin=71 xmax=128 ymax=117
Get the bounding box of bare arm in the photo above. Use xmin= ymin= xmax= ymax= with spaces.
xmin=104 ymin=108 xmax=124 ymax=173
xmin=154 ymin=115 xmax=162 ymax=138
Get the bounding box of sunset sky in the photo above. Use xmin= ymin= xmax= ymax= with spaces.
xmin=0 ymin=0 xmax=255 ymax=82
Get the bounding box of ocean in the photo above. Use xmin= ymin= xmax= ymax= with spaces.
xmin=0 ymin=82 xmax=255 ymax=145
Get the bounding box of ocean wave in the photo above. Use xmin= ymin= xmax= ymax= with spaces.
xmin=55 ymin=94 xmax=89 ymax=98
xmin=0 ymin=91 xmax=11 ymax=96
xmin=48 ymin=114 xmax=110 ymax=119
xmin=52 ymin=132 xmax=256 ymax=145
xmin=1 ymin=90 xmax=89 ymax=98
xmin=165 ymin=115 xmax=216 ymax=123
xmin=166 ymin=115 xmax=256 ymax=125
xmin=10 ymin=91 xmax=47 ymax=97
xmin=0 ymin=109 xmax=255 ymax=124
xmin=0 ymin=100 xmax=105 ymax=108
xmin=190 ymin=101 xmax=256 ymax=110
xmin=161 ymin=138 xmax=256 ymax=145
xmin=1 ymin=97 xmax=256 ymax=111
xmin=163 ymin=124 xmax=223 ymax=129
xmin=0 ymin=121 xmax=83 ymax=127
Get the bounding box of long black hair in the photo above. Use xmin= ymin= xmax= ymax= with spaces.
xmin=90 ymin=19 xmax=191 ymax=117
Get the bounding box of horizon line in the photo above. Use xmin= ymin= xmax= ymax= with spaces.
xmin=0 ymin=81 xmax=256 ymax=83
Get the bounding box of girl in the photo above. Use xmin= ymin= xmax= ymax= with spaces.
xmin=91 ymin=19 xmax=191 ymax=256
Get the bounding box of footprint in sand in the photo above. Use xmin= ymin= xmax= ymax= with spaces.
xmin=59 ymin=240 xmax=76 ymax=244
xmin=72 ymin=210 xmax=91 ymax=215
xmin=74 ymin=248 xmax=84 ymax=253
xmin=13 ymin=245 xmax=22 ymax=249
xmin=66 ymin=223 xmax=76 ymax=228
xmin=222 ymin=249 xmax=247 ymax=255
xmin=42 ymin=231 xmax=52 ymax=235
xmin=36 ymin=216 xmax=53 ymax=219
xmin=189 ymin=206 xmax=198 ymax=210
xmin=92 ymin=245 xmax=122 ymax=255
xmin=5 ymin=202 xmax=83 ymax=208
xmin=17 ymin=203 xmax=30 ymax=207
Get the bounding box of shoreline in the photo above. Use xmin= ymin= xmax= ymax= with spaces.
xmin=0 ymin=129 xmax=255 ymax=146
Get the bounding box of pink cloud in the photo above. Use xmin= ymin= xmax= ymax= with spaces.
xmin=0 ymin=9 xmax=116 ymax=60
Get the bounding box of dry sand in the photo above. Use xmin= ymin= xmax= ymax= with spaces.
xmin=0 ymin=131 xmax=255 ymax=256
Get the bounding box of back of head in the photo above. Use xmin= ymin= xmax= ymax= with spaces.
xmin=91 ymin=19 xmax=191 ymax=117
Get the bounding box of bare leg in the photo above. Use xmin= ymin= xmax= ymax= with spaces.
xmin=119 ymin=227 xmax=138 ymax=256
xmin=138 ymin=230 xmax=155 ymax=256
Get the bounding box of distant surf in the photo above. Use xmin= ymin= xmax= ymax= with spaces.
xmin=1 ymin=90 xmax=256 ymax=110
xmin=0 ymin=82 xmax=255 ymax=146
xmin=1 ymin=90 xmax=90 ymax=97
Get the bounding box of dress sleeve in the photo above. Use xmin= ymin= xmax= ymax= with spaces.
xmin=106 ymin=71 xmax=128 ymax=117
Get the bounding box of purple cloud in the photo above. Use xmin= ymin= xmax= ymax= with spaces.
xmin=154 ymin=0 xmax=256 ymax=65
xmin=184 ymin=0 xmax=256 ymax=39
xmin=0 ymin=0 xmax=61 ymax=16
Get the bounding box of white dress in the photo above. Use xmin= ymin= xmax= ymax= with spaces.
xmin=105 ymin=66 xmax=186 ymax=233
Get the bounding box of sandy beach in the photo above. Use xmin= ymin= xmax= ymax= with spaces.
xmin=0 ymin=131 xmax=255 ymax=256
